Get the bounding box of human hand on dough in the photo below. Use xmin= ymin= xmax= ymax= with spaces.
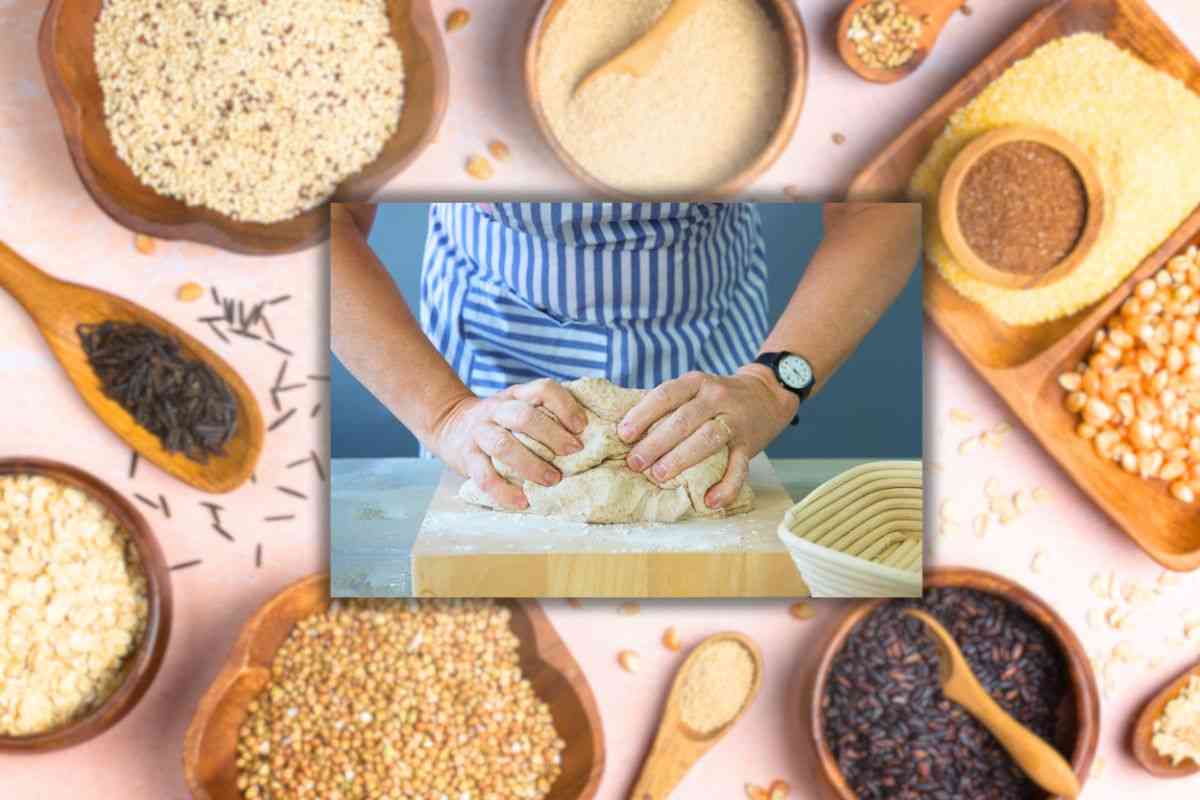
xmin=431 ymin=379 xmax=589 ymax=510
xmin=617 ymin=366 xmax=798 ymax=510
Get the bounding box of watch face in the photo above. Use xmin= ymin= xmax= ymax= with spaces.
xmin=778 ymin=354 xmax=813 ymax=390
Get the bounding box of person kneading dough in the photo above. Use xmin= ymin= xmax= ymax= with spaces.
xmin=331 ymin=203 xmax=919 ymax=521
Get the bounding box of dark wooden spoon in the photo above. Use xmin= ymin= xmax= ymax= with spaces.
xmin=0 ymin=240 xmax=263 ymax=493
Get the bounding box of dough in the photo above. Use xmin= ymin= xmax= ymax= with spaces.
xmin=459 ymin=378 xmax=755 ymax=523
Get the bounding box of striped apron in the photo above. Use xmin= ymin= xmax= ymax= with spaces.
xmin=420 ymin=202 xmax=770 ymax=396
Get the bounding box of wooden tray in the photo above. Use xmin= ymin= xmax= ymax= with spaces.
xmin=183 ymin=574 xmax=604 ymax=800
xmin=849 ymin=0 xmax=1200 ymax=572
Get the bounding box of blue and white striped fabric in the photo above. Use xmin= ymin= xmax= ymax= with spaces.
xmin=420 ymin=203 xmax=769 ymax=396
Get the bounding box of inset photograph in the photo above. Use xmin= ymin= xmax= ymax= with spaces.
xmin=329 ymin=202 xmax=923 ymax=597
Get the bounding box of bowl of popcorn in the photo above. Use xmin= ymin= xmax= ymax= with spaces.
xmin=0 ymin=459 xmax=171 ymax=752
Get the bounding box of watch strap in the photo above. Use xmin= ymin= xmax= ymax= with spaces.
xmin=754 ymin=351 xmax=805 ymax=426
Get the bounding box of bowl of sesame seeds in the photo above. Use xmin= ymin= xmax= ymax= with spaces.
xmin=38 ymin=0 xmax=447 ymax=256
xmin=0 ymin=458 xmax=171 ymax=753
xmin=183 ymin=574 xmax=605 ymax=800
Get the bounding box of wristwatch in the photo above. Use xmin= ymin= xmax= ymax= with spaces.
xmin=753 ymin=351 xmax=815 ymax=426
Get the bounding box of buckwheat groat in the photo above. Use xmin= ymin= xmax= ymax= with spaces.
xmin=94 ymin=0 xmax=405 ymax=224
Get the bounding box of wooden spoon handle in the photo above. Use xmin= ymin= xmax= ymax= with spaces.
xmin=627 ymin=734 xmax=697 ymax=800
xmin=0 ymin=240 xmax=63 ymax=319
xmin=957 ymin=683 xmax=1082 ymax=798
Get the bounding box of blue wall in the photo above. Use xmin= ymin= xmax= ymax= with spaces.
xmin=331 ymin=204 xmax=922 ymax=459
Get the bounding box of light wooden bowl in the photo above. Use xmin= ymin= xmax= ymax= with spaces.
xmin=0 ymin=458 xmax=171 ymax=753
xmin=937 ymin=125 xmax=1105 ymax=290
xmin=38 ymin=0 xmax=447 ymax=256
xmin=804 ymin=567 xmax=1100 ymax=800
xmin=524 ymin=0 xmax=808 ymax=199
xmin=1130 ymin=659 xmax=1200 ymax=778
xmin=183 ymin=574 xmax=605 ymax=800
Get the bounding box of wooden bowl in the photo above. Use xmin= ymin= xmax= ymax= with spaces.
xmin=183 ymin=574 xmax=605 ymax=800
xmin=937 ymin=126 xmax=1105 ymax=290
xmin=37 ymin=0 xmax=447 ymax=256
xmin=0 ymin=458 xmax=171 ymax=753
xmin=804 ymin=567 xmax=1100 ymax=800
xmin=1130 ymin=658 xmax=1200 ymax=778
xmin=524 ymin=0 xmax=808 ymax=198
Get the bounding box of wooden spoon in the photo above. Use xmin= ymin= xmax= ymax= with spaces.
xmin=905 ymin=609 xmax=1082 ymax=798
xmin=628 ymin=632 xmax=763 ymax=800
xmin=0 ymin=240 xmax=263 ymax=493
xmin=836 ymin=0 xmax=965 ymax=84
xmin=1131 ymin=659 xmax=1200 ymax=778
xmin=574 ymin=0 xmax=704 ymax=96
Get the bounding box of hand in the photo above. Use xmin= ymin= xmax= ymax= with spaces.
xmin=429 ymin=379 xmax=589 ymax=510
xmin=332 ymin=203 xmax=378 ymax=238
xmin=617 ymin=366 xmax=799 ymax=509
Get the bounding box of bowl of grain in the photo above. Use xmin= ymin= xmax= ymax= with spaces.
xmin=184 ymin=574 xmax=605 ymax=800
xmin=525 ymin=0 xmax=807 ymax=198
xmin=38 ymin=0 xmax=447 ymax=256
xmin=803 ymin=567 xmax=1100 ymax=800
xmin=0 ymin=459 xmax=171 ymax=753
xmin=936 ymin=125 xmax=1106 ymax=291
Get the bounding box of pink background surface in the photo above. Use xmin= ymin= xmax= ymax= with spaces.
xmin=2 ymin=0 xmax=1200 ymax=798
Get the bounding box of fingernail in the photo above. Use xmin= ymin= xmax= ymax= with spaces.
xmin=515 ymin=495 xmax=529 ymax=509
xmin=543 ymin=470 xmax=560 ymax=486
xmin=652 ymin=464 xmax=668 ymax=481
xmin=706 ymin=492 xmax=722 ymax=508
xmin=572 ymin=415 xmax=588 ymax=433
xmin=617 ymin=423 xmax=633 ymax=442
xmin=567 ymin=437 xmax=583 ymax=453
xmin=628 ymin=454 xmax=645 ymax=471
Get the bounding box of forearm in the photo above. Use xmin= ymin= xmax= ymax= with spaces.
xmin=755 ymin=202 xmax=921 ymax=392
xmin=329 ymin=204 xmax=473 ymax=445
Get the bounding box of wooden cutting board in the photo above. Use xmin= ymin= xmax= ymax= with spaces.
xmin=410 ymin=456 xmax=857 ymax=597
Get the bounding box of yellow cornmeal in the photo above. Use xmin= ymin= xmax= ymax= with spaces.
xmin=910 ymin=34 xmax=1200 ymax=326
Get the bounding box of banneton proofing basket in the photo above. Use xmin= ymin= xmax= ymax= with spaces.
xmin=777 ymin=461 xmax=923 ymax=598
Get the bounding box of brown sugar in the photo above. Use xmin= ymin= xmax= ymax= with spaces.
xmin=956 ymin=140 xmax=1087 ymax=275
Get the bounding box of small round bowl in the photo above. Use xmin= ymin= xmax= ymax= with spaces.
xmin=0 ymin=458 xmax=171 ymax=753
xmin=804 ymin=567 xmax=1101 ymax=800
xmin=38 ymin=0 xmax=447 ymax=256
xmin=524 ymin=0 xmax=808 ymax=198
xmin=937 ymin=125 xmax=1105 ymax=290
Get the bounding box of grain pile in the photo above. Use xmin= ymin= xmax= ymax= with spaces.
xmin=678 ymin=639 xmax=755 ymax=734
xmin=94 ymin=0 xmax=405 ymax=224
xmin=0 ymin=474 xmax=148 ymax=735
xmin=845 ymin=0 xmax=924 ymax=70
xmin=536 ymin=0 xmax=788 ymax=195
xmin=1060 ymin=246 xmax=1200 ymax=503
xmin=1153 ymin=675 xmax=1200 ymax=766
xmin=235 ymin=598 xmax=564 ymax=800
xmin=911 ymin=34 xmax=1200 ymax=325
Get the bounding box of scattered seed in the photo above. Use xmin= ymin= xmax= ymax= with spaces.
xmin=133 ymin=493 xmax=159 ymax=510
xmin=1030 ymin=549 xmax=1046 ymax=574
xmin=1032 ymin=486 xmax=1049 ymax=503
xmin=832 ymin=132 xmax=846 ymax=145
xmin=617 ymin=601 xmax=640 ymax=616
xmin=488 ymin=140 xmax=511 ymax=162
xmin=782 ymin=185 xmax=804 ymax=202
xmin=134 ymin=234 xmax=156 ymax=255
xmin=445 ymin=8 xmax=470 ymax=31
xmin=277 ymin=486 xmax=306 ymax=500
xmin=169 ymin=558 xmax=202 ymax=571
xmin=213 ymin=523 xmax=234 ymax=542
xmin=745 ymin=785 xmax=769 ymax=800
xmin=268 ymin=408 xmax=297 ymax=432
xmin=466 ymin=155 xmax=494 ymax=180
xmin=177 ymin=282 xmax=204 ymax=302
xmin=768 ymin=780 xmax=790 ymax=800
xmin=159 ymin=494 xmax=170 ymax=518
xmin=948 ymin=408 xmax=974 ymax=423
xmin=310 ymin=450 xmax=326 ymax=482
xmin=789 ymin=601 xmax=816 ymax=620
xmin=939 ymin=498 xmax=964 ymax=523
xmin=264 ymin=514 xmax=296 ymax=522
xmin=566 ymin=598 xmax=583 ymax=609
xmin=1089 ymin=574 xmax=1108 ymax=600
xmin=310 ymin=403 xmax=322 ymax=418
xmin=255 ymin=543 xmax=263 ymax=568
xmin=1013 ymin=490 xmax=1031 ymax=513
xmin=662 ymin=626 xmax=681 ymax=651
xmin=617 ymin=649 xmax=640 ymax=673
xmin=958 ymin=435 xmax=979 ymax=455
xmin=973 ymin=513 xmax=989 ymax=538
xmin=265 ymin=341 xmax=294 ymax=356
xmin=128 ymin=450 xmax=139 ymax=479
